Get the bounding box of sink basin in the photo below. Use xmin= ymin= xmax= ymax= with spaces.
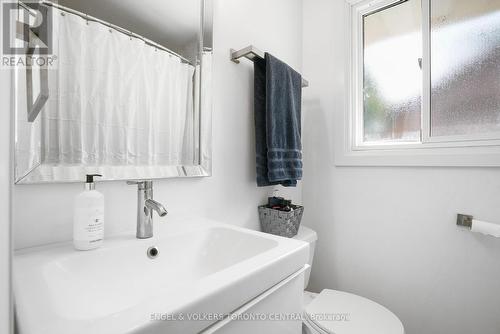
xmin=14 ymin=216 xmax=309 ymax=334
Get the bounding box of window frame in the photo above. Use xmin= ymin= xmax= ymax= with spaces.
xmin=336 ymin=0 xmax=500 ymax=167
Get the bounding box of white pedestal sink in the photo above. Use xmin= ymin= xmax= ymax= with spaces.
xmin=14 ymin=216 xmax=309 ymax=334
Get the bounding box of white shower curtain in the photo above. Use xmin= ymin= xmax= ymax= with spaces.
xmin=42 ymin=8 xmax=196 ymax=167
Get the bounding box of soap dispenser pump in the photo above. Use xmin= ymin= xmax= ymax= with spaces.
xmin=85 ymin=174 xmax=100 ymax=190
xmin=73 ymin=174 xmax=104 ymax=251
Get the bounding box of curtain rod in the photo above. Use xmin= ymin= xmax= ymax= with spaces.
xmin=18 ymin=1 xmax=38 ymax=17
xmin=18 ymin=1 xmax=194 ymax=65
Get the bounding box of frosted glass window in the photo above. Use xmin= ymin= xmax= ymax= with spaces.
xmin=363 ymin=0 xmax=422 ymax=143
xmin=430 ymin=0 xmax=500 ymax=137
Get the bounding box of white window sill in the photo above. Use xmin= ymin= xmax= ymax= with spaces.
xmin=335 ymin=142 xmax=500 ymax=167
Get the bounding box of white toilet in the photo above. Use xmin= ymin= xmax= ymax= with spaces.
xmin=293 ymin=226 xmax=405 ymax=334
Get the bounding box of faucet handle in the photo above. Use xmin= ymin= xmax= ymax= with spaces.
xmin=126 ymin=180 xmax=144 ymax=185
xmin=126 ymin=180 xmax=153 ymax=190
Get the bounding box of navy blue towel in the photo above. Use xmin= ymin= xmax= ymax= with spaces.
xmin=254 ymin=53 xmax=303 ymax=187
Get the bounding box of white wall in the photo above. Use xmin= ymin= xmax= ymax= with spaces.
xmin=13 ymin=0 xmax=303 ymax=249
xmin=302 ymin=1 xmax=500 ymax=334
xmin=0 ymin=2 xmax=13 ymax=333
xmin=0 ymin=74 xmax=12 ymax=333
xmin=0 ymin=72 xmax=13 ymax=334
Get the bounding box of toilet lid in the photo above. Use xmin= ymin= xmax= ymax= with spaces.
xmin=304 ymin=290 xmax=404 ymax=334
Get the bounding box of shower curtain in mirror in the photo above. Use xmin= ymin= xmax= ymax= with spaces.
xmin=41 ymin=8 xmax=196 ymax=167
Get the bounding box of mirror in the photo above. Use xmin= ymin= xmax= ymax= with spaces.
xmin=14 ymin=0 xmax=213 ymax=183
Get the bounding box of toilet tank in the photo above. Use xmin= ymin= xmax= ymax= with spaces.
xmin=293 ymin=226 xmax=317 ymax=289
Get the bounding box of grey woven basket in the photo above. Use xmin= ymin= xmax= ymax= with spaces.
xmin=258 ymin=205 xmax=304 ymax=238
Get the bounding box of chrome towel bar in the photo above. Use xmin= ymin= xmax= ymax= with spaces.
xmin=230 ymin=45 xmax=309 ymax=88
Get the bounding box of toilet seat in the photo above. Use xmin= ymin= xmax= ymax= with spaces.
xmin=304 ymin=290 xmax=404 ymax=334
xmin=303 ymin=316 xmax=330 ymax=334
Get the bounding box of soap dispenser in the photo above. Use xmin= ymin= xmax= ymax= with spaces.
xmin=73 ymin=174 xmax=104 ymax=251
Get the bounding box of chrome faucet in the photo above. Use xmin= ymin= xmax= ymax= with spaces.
xmin=127 ymin=181 xmax=167 ymax=239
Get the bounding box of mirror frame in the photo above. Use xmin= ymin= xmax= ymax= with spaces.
xmin=14 ymin=0 xmax=213 ymax=184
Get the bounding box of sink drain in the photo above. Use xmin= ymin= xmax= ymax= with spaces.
xmin=147 ymin=246 xmax=160 ymax=259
